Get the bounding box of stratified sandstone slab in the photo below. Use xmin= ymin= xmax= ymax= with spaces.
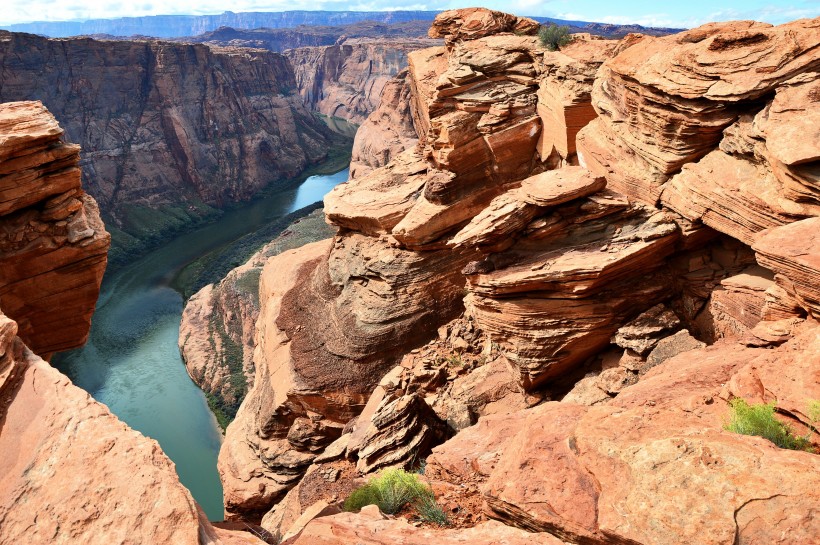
xmin=578 ymin=19 xmax=820 ymax=205
xmin=0 ymin=101 xmax=109 ymax=357
xmin=753 ymin=217 xmax=820 ymax=318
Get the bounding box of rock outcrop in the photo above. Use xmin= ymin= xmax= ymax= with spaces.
xmin=0 ymin=101 xmax=109 ymax=358
xmin=427 ymin=322 xmax=820 ymax=545
xmin=180 ymin=210 xmax=335 ymax=426
xmin=219 ymin=9 xmax=820 ymax=544
xmin=0 ymin=31 xmax=342 ymax=258
xmin=285 ymin=38 xmax=438 ymax=125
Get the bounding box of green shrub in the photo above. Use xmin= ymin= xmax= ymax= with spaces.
xmin=413 ymin=490 xmax=449 ymax=526
xmin=538 ymin=23 xmax=573 ymax=51
xmin=343 ymin=468 xmax=449 ymax=525
xmin=724 ymin=398 xmax=811 ymax=451
xmin=344 ymin=468 xmax=430 ymax=514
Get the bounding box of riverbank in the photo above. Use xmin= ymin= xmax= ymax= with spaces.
xmin=53 ymin=159 xmax=350 ymax=521
xmin=105 ymin=123 xmax=352 ymax=271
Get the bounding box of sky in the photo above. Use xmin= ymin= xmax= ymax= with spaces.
xmin=0 ymin=0 xmax=818 ymax=27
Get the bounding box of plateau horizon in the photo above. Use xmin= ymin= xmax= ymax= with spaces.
xmin=0 ymin=1 xmax=817 ymax=28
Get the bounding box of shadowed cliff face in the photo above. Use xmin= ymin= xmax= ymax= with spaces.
xmin=0 ymin=31 xmax=341 ymax=239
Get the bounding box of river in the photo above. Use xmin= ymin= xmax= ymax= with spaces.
xmin=54 ymin=168 xmax=349 ymax=521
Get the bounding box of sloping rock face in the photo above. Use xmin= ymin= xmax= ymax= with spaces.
xmin=284 ymin=506 xmax=568 ymax=545
xmin=349 ymin=69 xmax=420 ymax=179
xmin=0 ymin=101 xmax=109 ymax=357
xmin=221 ymin=9 xmax=820 ymax=543
xmin=0 ymin=310 xmax=265 ymax=545
xmin=0 ymin=31 xmax=339 ymax=246
xmin=180 ymin=210 xmax=335 ymax=426
xmin=427 ymin=322 xmax=820 ymax=545
xmin=285 ymin=38 xmax=438 ymax=125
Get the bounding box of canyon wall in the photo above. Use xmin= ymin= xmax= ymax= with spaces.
xmin=284 ymin=38 xmax=438 ymax=125
xmin=0 ymin=101 xmax=265 ymax=544
xmin=179 ymin=21 xmax=432 ymax=53
xmin=218 ymin=8 xmax=820 ymax=544
xmin=0 ymin=31 xmax=343 ymax=261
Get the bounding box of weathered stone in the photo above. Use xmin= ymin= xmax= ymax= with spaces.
xmin=428 ymin=8 xmax=539 ymax=44
xmin=428 ymin=323 xmax=820 ymax=545
xmin=612 ymin=304 xmax=681 ymax=356
xmin=753 ymin=217 xmax=820 ymax=319
xmin=0 ymin=102 xmax=109 ymax=357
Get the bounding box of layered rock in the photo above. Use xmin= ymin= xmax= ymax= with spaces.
xmin=0 ymin=31 xmax=340 ymax=252
xmin=221 ymin=11 xmax=820 ymax=542
xmin=285 ymin=39 xmax=437 ymax=125
xmin=465 ymin=196 xmax=679 ymax=390
xmin=349 ymin=69 xmax=419 ymax=179
xmin=427 ymin=322 xmax=820 ymax=545
xmin=0 ymin=101 xmax=109 ymax=357
xmin=578 ymin=19 xmax=820 ymax=208
xmin=753 ymin=217 xmax=820 ymax=318
xmin=220 ymin=228 xmax=477 ymax=519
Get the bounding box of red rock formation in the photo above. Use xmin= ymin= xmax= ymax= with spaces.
xmin=578 ymin=19 xmax=820 ymax=207
xmin=220 ymin=11 xmax=820 ymax=543
xmin=428 ymin=322 xmax=820 ymax=545
xmin=0 ymin=101 xmax=109 ymax=357
xmin=349 ymin=69 xmax=420 ymax=179
xmin=285 ymin=38 xmax=438 ymax=125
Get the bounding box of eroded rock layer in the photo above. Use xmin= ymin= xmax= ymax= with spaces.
xmin=0 ymin=101 xmax=109 ymax=357
xmin=220 ymin=10 xmax=820 ymax=544
xmin=427 ymin=322 xmax=820 ymax=545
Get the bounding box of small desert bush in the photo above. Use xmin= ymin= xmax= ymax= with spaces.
xmin=724 ymin=398 xmax=811 ymax=451
xmin=344 ymin=468 xmax=449 ymax=525
xmin=539 ymin=23 xmax=573 ymax=51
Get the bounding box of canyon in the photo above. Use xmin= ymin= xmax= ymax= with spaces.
xmin=0 ymin=6 xmax=819 ymax=545
xmin=0 ymin=30 xmax=345 ymax=264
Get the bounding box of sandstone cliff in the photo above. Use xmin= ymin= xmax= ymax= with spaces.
xmin=284 ymin=38 xmax=439 ymax=124
xmin=218 ymin=8 xmax=820 ymax=544
xmin=180 ymin=210 xmax=335 ymax=428
xmin=0 ymin=102 xmax=264 ymax=544
xmin=0 ymin=101 xmax=109 ymax=358
xmin=0 ymin=31 xmax=343 ymax=262
xmin=348 ymin=68 xmax=420 ymax=179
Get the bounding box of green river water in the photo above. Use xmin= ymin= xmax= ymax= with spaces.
xmin=54 ymin=168 xmax=349 ymax=520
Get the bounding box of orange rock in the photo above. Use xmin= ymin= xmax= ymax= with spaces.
xmin=429 ymin=323 xmax=820 ymax=544
xmin=0 ymin=310 xmax=267 ymax=545
xmin=428 ymin=8 xmax=539 ymax=44
xmin=753 ymin=217 xmax=820 ymax=318
xmin=0 ymin=101 xmax=109 ymax=357
xmin=284 ymin=506 xmax=567 ymax=545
